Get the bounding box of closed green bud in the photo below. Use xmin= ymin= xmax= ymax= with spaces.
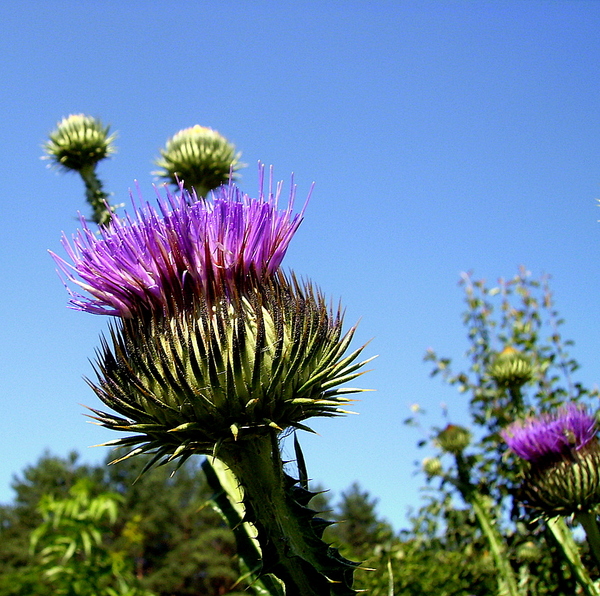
xmin=515 ymin=541 xmax=541 ymax=564
xmin=489 ymin=346 xmax=533 ymax=389
xmin=422 ymin=456 xmax=443 ymax=477
xmin=436 ymin=424 xmax=471 ymax=455
xmin=43 ymin=114 xmax=116 ymax=172
xmin=154 ymin=125 xmax=242 ymax=196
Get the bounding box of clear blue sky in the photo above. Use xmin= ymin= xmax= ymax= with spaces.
xmin=1 ymin=1 xmax=600 ymax=530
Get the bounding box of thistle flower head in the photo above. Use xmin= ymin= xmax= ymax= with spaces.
xmin=502 ymin=404 xmax=600 ymax=515
xmin=53 ymin=164 xmax=373 ymax=471
xmin=154 ymin=125 xmax=242 ymax=196
xmin=51 ymin=166 xmax=308 ymax=318
xmin=43 ymin=114 xmax=116 ymax=172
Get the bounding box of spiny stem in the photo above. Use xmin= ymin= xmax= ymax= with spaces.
xmin=79 ymin=164 xmax=113 ymax=226
xmin=546 ymin=516 xmax=600 ymax=596
xmin=217 ymin=431 xmax=356 ymax=596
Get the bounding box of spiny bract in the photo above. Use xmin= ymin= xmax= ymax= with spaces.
xmin=88 ymin=274 xmax=373 ymax=470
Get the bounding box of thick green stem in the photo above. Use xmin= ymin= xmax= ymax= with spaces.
xmin=217 ymin=432 xmax=356 ymax=596
xmin=79 ymin=164 xmax=112 ymax=226
xmin=546 ymin=516 xmax=600 ymax=596
xmin=202 ymin=457 xmax=284 ymax=595
xmin=576 ymin=511 xmax=600 ymax=569
xmin=455 ymin=454 xmax=519 ymax=596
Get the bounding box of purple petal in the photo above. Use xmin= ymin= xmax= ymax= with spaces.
xmin=50 ymin=165 xmax=310 ymax=317
xmin=501 ymin=404 xmax=597 ymax=462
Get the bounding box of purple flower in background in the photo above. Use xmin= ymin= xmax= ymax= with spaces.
xmin=501 ymin=404 xmax=597 ymax=463
xmin=51 ymin=166 xmax=309 ymax=317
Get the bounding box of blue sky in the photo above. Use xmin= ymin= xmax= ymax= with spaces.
xmin=1 ymin=1 xmax=600 ymax=529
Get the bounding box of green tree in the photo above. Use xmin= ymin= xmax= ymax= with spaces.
xmin=104 ymin=451 xmax=249 ymax=595
xmin=0 ymin=451 xmax=251 ymax=596
xmin=0 ymin=451 xmax=106 ymax=596
xmin=30 ymin=478 xmax=151 ymax=596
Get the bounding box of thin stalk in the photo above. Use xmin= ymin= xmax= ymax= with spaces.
xmin=455 ymin=454 xmax=519 ymax=596
xmin=79 ymin=164 xmax=113 ymax=226
xmin=546 ymin=516 xmax=600 ymax=596
xmin=576 ymin=511 xmax=600 ymax=569
xmin=470 ymin=493 xmax=520 ymax=596
xmin=508 ymin=386 xmax=524 ymax=415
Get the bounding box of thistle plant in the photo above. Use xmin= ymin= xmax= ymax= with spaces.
xmin=502 ymin=405 xmax=600 ymax=569
xmin=52 ymin=165 xmax=372 ymax=595
xmin=154 ymin=125 xmax=242 ymax=197
xmin=43 ymin=114 xmax=117 ymax=226
xmin=416 ymin=270 xmax=600 ymax=595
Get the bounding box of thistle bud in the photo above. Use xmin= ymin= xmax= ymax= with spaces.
xmin=43 ymin=114 xmax=116 ymax=172
xmin=422 ymin=456 xmax=443 ymax=478
xmin=436 ymin=424 xmax=471 ymax=455
xmin=502 ymin=404 xmax=600 ymax=516
xmin=154 ymin=125 xmax=242 ymax=196
xmin=489 ymin=346 xmax=533 ymax=390
xmin=515 ymin=541 xmax=541 ymax=564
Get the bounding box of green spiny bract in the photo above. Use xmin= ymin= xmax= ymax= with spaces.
xmin=43 ymin=114 xmax=116 ymax=172
xmin=88 ymin=273 xmax=372 ymax=469
xmin=519 ymin=443 xmax=600 ymax=516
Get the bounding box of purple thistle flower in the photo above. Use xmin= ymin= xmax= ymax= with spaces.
xmin=501 ymin=404 xmax=598 ymax=463
xmin=50 ymin=166 xmax=310 ymax=317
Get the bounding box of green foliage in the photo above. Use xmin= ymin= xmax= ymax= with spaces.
xmin=4 ymin=266 xmax=595 ymax=595
xmin=0 ymin=451 xmax=252 ymax=596
xmin=101 ymin=451 xmax=251 ymax=595
xmin=324 ymin=484 xmax=499 ymax=595
xmin=423 ymin=268 xmax=597 ymax=499
xmin=30 ymin=478 xmax=150 ymax=596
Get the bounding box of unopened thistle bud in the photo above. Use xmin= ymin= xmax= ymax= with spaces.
xmin=489 ymin=346 xmax=533 ymax=390
xmin=154 ymin=125 xmax=241 ymax=196
xmin=43 ymin=114 xmax=116 ymax=172
xmin=422 ymin=456 xmax=443 ymax=478
xmin=502 ymin=404 xmax=600 ymax=516
xmin=436 ymin=424 xmax=471 ymax=455
xmin=515 ymin=541 xmax=541 ymax=564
